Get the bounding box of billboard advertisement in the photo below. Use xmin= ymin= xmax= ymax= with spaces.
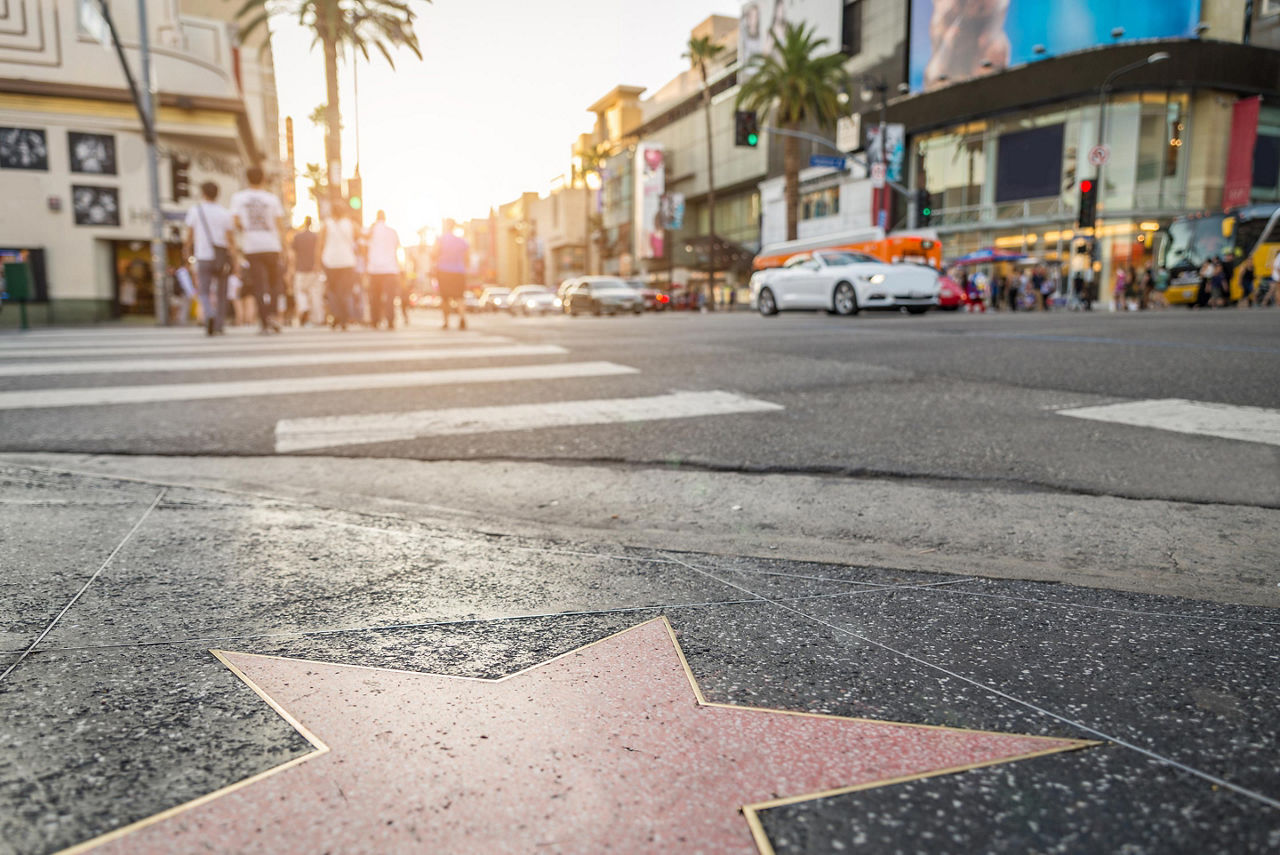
xmin=635 ymin=144 xmax=665 ymax=260
xmin=739 ymin=0 xmax=843 ymax=77
xmin=908 ymin=0 xmax=1202 ymax=93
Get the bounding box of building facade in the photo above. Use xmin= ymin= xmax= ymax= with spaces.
xmin=0 ymin=0 xmax=281 ymax=324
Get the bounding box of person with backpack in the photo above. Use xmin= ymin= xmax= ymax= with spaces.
xmin=182 ymin=182 xmax=235 ymax=336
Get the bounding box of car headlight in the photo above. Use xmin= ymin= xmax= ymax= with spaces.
xmin=868 ymin=274 xmax=885 ymax=285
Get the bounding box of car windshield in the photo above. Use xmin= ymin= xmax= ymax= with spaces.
xmin=817 ymin=251 xmax=877 ymax=266
xmin=1162 ymin=215 xmax=1232 ymax=271
xmin=590 ymin=279 xmax=628 ymax=290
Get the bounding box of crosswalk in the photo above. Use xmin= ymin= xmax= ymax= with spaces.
xmin=0 ymin=326 xmax=784 ymax=453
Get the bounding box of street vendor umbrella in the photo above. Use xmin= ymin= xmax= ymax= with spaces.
xmin=949 ymin=248 xmax=1029 ymax=266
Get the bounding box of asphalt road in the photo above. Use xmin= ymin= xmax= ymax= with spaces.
xmin=1 ymin=307 xmax=1276 ymax=507
xmin=3 ymin=308 xmax=1278 ymax=854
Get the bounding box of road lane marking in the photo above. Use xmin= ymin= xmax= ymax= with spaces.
xmin=0 ymin=362 xmax=637 ymax=410
xmin=274 ymin=390 xmax=784 ymax=452
xmin=0 ymin=344 xmax=567 ymax=376
xmin=1056 ymin=398 xmax=1280 ymax=447
xmin=0 ymin=335 xmax=514 ymax=356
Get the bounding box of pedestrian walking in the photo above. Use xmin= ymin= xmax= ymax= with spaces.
xmin=1257 ymin=259 xmax=1278 ymax=306
xmin=181 ymin=181 xmax=235 ymax=336
xmin=366 ymin=210 xmax=402 ymax=330
xmin=290 ymin=217 xmax=325 ymax=326
xmin=1112 ymin=266 xmax=1128 ymax=312
xmin=230 ymin=166 xmax=287 ymax=334
xmin=318 ymin=201 xmax=359 ymax=330
xmin=433 ymin=218 xmax=469 ymax=330
xmin=1195 ymin=258 xmax=1215 ymax=308
xmin=1239 ymin=257 xmax=1255 ymax=307
xmin=171 ymin=264 xmax=196 ymax=325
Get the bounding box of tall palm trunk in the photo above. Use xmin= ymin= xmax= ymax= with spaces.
xmin=701 ymin=75 xmax=716 ymax=310
xmin=319 ymin=3 xmax=342 ymax=202
xmin=584 ymin=184 xmax=591 ymax=276
xmin=783 ymin=131 xmax=799 ymax=241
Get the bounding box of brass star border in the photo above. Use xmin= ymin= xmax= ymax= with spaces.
xmin=57 ymin=617 xmax=1096 ymax=854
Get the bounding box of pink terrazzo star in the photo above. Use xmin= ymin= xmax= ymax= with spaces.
xmin=75 ymin=619 xmax=1090 ymax=854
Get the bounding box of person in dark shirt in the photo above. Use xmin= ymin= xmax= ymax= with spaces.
xmin=290 ymin=217 xmax=323 ymax=326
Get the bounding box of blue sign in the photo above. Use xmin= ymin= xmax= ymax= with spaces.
xmin=809 ymin=155 xmax=847 ymax=170
xmin=908 ymin=0 xmax=1202 ymax=93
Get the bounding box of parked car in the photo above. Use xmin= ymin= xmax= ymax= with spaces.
xmin=749 ymin=250 xmax=940 ymax=316
xmin=623 ymin=278 xmax=669 ymax=311
xmin=479 ymin=286 xmax=512 ymax=312
xmin=937 ymin=275 xmax=964 ymax=310
xmin=562 ymin=277 xmax=644 ymax=315
xmin=508 ymin=285 xmax=557 ymax=315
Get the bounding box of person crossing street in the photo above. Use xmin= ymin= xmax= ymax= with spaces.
xmin=230 ymin=166 xmax=288 ymax=334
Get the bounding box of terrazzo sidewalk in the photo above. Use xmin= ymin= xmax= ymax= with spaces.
xmin=1 ymin=462 xmax=1277 ymax=854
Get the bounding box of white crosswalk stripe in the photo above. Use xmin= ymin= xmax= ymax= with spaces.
xmin=0 ymin=344 xmax=567 ymax=377
xmin=275 ymin=391 xmax=785 ymax=452
xmin=0 ymin=361 xmax=637 ymax=410
xmin=1056 ymin=398 xmax=1280 ymax=447
xmin=0 ymin=328 xmax=784 ymax=448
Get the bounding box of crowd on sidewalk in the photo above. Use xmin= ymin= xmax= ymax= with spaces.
xmin=949 ymin=256 xmax=1279 ymax=313
xmin=174 ymin=170 xmax=430 ymax=336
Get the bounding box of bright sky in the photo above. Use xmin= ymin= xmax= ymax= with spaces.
xmin=271 ymin=0 xmax=742 ymax=239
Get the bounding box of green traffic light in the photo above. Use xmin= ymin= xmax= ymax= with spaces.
xmin=747 ymin=133 xmax=758 ymax=146
xmin=921 ymin=207 xmax=931 ymax=216
xmin=349 ymin=197 xmax=362 ymax=210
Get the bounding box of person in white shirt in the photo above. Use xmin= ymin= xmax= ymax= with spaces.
xmin=182 ymin=182 xmax=236 ymax=335
xmin=230 ymin=166 xmax=286 ymax=334
xmin=365 ymin=210 xmax=402 ymax=330
xmin=318 ymin=200 xmax=359 ymax=330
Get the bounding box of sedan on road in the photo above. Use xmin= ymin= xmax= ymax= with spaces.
xmin=479 ymin=287 xmax=513 ymax=312
xmin=562 ymin=277 xmax=645 ymax=316
xmin=508 ymin=285 xmax=558 ymax=315
xmin=750 ymin=250 xmax=940 ymax=317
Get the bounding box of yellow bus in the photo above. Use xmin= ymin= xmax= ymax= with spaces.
xmin=1159 ymin=204 xmax=1280 ymax=305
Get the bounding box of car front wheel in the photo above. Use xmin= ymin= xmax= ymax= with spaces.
xmin=832 ymin=282 xmax=859 ymax=316
xmin=758 ymin=287 xmax=778 ymax=316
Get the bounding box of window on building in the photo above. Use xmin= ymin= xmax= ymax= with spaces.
xmin=801 ymin=187 xmax=840 ymax=220
xmin=1263 ymin=0 xmax=1280 ymax=16
xmin=995 ymin=124 xmax=1064 ymax=202
xmin=1253 ymin=106 xmax=1280 ymax=202
xmin=841 ymin=0 xmax=863 ymax=56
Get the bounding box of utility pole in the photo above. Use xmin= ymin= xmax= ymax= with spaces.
xmin=95 ymin=0 xmax=168 ymax=324
xmin=135 ymin=0 xmax=167 ymax=325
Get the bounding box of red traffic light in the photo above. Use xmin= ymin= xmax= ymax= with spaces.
xmin=1079 ymin=179 xmax=1094 ymax=193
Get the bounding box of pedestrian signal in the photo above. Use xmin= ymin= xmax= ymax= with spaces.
xmin=734 ymin=111 xmax=759 ymax=147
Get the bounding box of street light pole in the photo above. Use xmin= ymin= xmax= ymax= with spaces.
xmin=1091 ymin=51 xmax=1169 ymax=301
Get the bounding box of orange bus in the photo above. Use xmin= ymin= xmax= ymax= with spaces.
xmin=753 ymin=228 xmax=943 ymax=271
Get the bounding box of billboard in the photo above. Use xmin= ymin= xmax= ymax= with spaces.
xmin=635 ymin=144 xmax=665 ymax=260
xmin=908 ymin=0 xmax=1202 ymax=93
xmin=739 ymin=0 xmax=843 ymax=77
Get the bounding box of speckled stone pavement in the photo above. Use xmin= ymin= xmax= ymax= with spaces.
xmin=1 ymin=463 xmax=1277 ymax=854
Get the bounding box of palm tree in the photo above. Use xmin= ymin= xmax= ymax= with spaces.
xmin=684 ymin=34 xmax=724 ymax=308
xmin=736 ymin=22 xmax=850 ymax=241
xmin=237 ymin=0 xmax=427 ymax=200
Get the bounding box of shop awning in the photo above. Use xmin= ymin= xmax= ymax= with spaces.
xmin=949 ymin=248 xmax=1029 ymax=267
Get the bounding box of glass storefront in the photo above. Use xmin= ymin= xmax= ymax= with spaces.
xmin=913 ymin=92 xmax=1192 ymax=228
xmin=913 ymin=92 xmax=1201 ymax=303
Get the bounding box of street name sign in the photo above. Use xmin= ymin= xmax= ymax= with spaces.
xmin=809 ymin=155 xmax=847 ymax=170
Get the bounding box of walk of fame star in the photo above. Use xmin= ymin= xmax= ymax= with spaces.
xmin=64 ymin=618 xmax=1093 ymax=854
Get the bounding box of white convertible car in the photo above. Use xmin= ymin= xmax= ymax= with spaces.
xmin=749 ymin=250 xmax=941 ymax=316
